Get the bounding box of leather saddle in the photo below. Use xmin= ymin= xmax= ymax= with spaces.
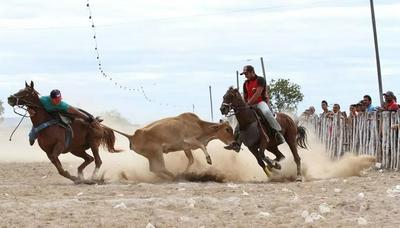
xmin=251 ymin=107 xmax=275 ymax=139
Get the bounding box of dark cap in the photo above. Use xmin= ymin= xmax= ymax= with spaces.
xmin=239 ymin=65 xmax=255 ymax=75
xmin=383 ymin=91 xmax=395 ymax=97
xmin=50 ymin=89 xmax=62 ymax=99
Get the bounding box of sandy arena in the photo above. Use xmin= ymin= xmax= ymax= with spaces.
xmin=1 ymin=121 xmax=400 ymax=227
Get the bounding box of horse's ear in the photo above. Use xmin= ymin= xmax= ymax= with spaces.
xmin=25 ymin=81 xmax=29 ymax=87
xmin=30 ymin=81 xmax=34 ymax=89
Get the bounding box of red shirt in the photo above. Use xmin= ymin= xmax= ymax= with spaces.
xmin=243 ymin=76 xmax=267 ymax=104
xmin=386 ymin=100 xmax=399 ymax=111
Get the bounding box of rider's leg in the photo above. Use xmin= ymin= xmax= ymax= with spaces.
xmin=224 ymin=125 xmax=242 ymax=152
xmin=256 ymin=101 xmax=285 ymax=145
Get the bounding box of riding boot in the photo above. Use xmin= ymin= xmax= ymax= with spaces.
xmin=224 ymin=125 xmax=242 ymax=152
xmin=224 ymin=141 xmax=241 ymax=152
xmin=275 ymin=131 xmax=285 ymax=145
xmin=29 ymin=129 xmax=36 ymax=146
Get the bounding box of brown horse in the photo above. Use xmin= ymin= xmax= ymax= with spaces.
xmin=7 ymin=81 xmax=121 ymax=184
xmin=220 ymin=87 xmax=307 ymax=181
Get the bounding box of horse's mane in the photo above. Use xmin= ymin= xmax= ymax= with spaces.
xmin=31 ymin=88 xmax=40 ymax=96
xmin=25 ymin=87 xmax=43 ymax=107
xmin=226 ymin=86 xmax=246 ymax=104
xmin=227 ymin=86 xmax=239 ymax=94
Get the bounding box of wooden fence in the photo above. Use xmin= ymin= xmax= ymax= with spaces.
xmin=301 ymin=111 xmax=400 ymax=170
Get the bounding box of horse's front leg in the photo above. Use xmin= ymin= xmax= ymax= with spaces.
xmin=47 ymin=145 xmax=78 ymax=183
xmin=261 ymin=140 xmax=282 ymax=170
xmin=248 ymin=146 xmax=272 ymax=177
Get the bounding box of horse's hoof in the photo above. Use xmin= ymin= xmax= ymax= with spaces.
xmin=274 ymin=156 xmax=286 ymax=162
xmin=91 ymin=178 xmax=106 ymax=185
xmin=295 ymin=176 xmax=303 ymax=182
xmin=74 ymin=179 xmax=83 ymax=185
xmin=272 ymin=161 xmax=281 ymax=170
xmin=74 ymin=179 xmax=96 ymax=185
xmin=263 ymin=167 xmax=272 ymax=177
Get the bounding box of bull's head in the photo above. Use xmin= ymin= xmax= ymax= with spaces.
xmin=212 ymin=120 xmax=235 ymax=145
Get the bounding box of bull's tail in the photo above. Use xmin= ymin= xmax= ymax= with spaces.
xmin=100 ymin=124 xmax=131 ymax=139
xmin=100 ymin=126 xmax=123 ymax=153
xmin=296 ymin=125 xmax=308 ymax=149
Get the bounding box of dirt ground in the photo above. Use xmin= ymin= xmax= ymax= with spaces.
xmin=1 ymin=161 xmax=400 ymax=227
xmin=1 ymin=124 xmax=400 ymax=227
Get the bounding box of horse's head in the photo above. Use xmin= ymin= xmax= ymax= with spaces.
xmin=220 ymin=86 xmax=243 ymax=115
xmin=8 ymin=81 xmax=40 ymax=108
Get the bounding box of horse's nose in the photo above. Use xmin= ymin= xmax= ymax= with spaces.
xmin=220 ymin=106 xmax=226 ymax=114
xmin=7 ymin=96 xmax=15 ymax=106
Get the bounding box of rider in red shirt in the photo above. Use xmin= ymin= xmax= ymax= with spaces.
xmin=224 ymin=65 xmax=285 ymax=152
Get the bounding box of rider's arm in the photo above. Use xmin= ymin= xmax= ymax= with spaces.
xmin=67 ymin=106 xmax=91 ymax=122
xmin=243 ymin=83 xmax=248 ymax=102
xmin=247 ymin=87 xmax=263 ymax=105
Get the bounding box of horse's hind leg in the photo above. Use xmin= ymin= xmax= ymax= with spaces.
xmin=90 ymin=146 xmax=102 ymax=180
xmin=288 ymin=141 xmax=302 ymax=181
xmin=267 ymin=146 xmax=285 ymax=162
xmin=71 ymin=150 xmax=94 ymax=180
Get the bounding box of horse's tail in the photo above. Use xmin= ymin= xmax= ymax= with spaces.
xmin=296 ymin=125 xmax=308 ymax=149
xmin=100 ymin=126 xmax=124 ymax=153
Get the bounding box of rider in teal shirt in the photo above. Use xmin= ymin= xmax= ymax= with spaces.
xmin=39 ymin=89 xmax=93 ymax=122
xmin=40 ymin=96 xmax=70 ymax=112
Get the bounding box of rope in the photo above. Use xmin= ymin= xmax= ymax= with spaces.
xmin=85 ymin=0 xmax=190 ymax=110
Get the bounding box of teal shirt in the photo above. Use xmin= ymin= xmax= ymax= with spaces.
xmin=39 ymin=96 xmax=70 ymax=112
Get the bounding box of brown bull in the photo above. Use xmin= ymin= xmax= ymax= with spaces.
xmin=107 ymin=113 xmax=235 ymax=179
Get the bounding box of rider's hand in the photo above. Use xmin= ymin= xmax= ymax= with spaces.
xmin=86 ymin=115 xmax=94 ymax=123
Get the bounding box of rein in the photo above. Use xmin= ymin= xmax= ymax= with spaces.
xmin=8 ymin=94 xmax=42 ymax=141
xmin=222 ymin=102 xmax=251 ymax=116
xmin=9 ymin=110 xmax=28 ymax=141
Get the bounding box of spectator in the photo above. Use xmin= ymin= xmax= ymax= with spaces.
xmin=356 ymin=100 xmax=366 ymax=114
xmin=382 ymin=91 xmax=399 ymax=111
xmin=308 ymin=106 xmax=316 ymax=116
xmin=327 ymin=103 xmax=346 ymax=118
xmin=332 ymin=103 xmax=340 ymax=114
xmin=347 ymin=104 xmax=357 ymax=124
xmin=349 ymin=104 xmax=357 ymax=117
xmin=320 ymin=100 xmax=333 ymax=118
xmin=363 ymin=95 xmax=378 ymax=113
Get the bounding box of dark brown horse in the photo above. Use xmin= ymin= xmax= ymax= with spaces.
xmin=7 ymin=81 xmax=121 ymax=184
xmin=220 ymin=87 xmax=307 ymax=181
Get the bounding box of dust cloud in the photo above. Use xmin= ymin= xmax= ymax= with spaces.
xmin=0 ymin=115 xmax=376 ymax=183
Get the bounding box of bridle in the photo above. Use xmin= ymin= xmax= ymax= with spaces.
xmin=221 ymin=90 xmax=250 ymax=117
xmin=10 ymin=91 xmax=42 ymax=117
xmin=8 ymin=90 xmax=42 ymax=141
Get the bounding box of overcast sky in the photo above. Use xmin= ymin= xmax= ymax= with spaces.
xmin=1 ymin=0 xmax=399 ymax=124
